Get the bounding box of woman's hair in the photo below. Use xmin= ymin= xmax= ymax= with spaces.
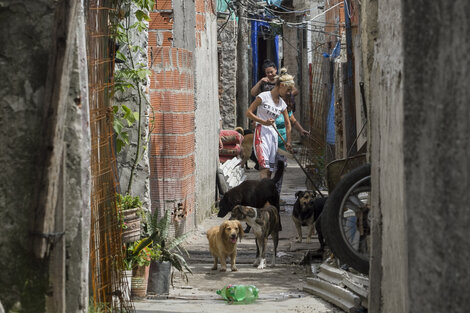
xmin=262 ymin=59 xmax=277 ymax=71
xmin=276 ymin=68 xmax=295 ymax=86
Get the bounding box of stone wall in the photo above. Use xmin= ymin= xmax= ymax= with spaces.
xmin=218 ymin=20 xmax=238 ymax=130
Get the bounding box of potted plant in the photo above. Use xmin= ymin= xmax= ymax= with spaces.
xmin=117 ymin=193 xmax=143 ymax=243
xmin=143 ymin=209 xmax=193 ymax=295
xmin=125 ymin=239 xmax=161 ymax=298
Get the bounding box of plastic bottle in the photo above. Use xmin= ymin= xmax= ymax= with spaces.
xmin=216 ymin=284 xmax=259 ymax=304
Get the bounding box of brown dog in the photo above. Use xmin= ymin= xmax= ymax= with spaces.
xmin=231 ymin=203 xmax=280 ymax=269
xmin=292 ymin=191 xmax=326 ymax=250
xmin=240 ymin=133 xmax=253 ymax=168
xmin=206 ymin=220 xmax=243 ymax=272
xmin=234 ymin=127 xmax=253 ymax=169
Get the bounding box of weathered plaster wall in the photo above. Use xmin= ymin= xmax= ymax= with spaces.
xmin=193 ymin=0 xmax=219 ymax=226
xmin=0 ymin=2 xmax=56 ymax=310
xmin=369 ymin=0 xmax=407 ymax=311
xmin=360 ymin=0 xmax=380 ymax=310
xmin=64 ymin=34 xmax=91 ymax=312
xmin=369 ymin=0 xmax=470 ymax=312
xmin=218 ymin=20 xmax=238 ymax=129
xmin=402 ymin=1 xmax=470 ymax=312
xmin=0 ymin=1 xmax=90 ymax=312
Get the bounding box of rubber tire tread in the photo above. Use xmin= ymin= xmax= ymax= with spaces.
xmin=322 ymin=164 xmax=371 ymax=274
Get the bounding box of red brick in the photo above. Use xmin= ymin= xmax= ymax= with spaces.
xmin=150 ymin=174 xmax=195 ymax=200
xmin=149 ymin=156 xmax=195 ymax=178
xmin=196 ymin=13 xmax=205 ymax=31
xmin=195 ymin=0 xmax=204 ymax=12
xmin=171 ymin=48 xmax=179 ymax=67
xmin=150 ymin=91 xmax=194 ymax=112
xmin=152 ymin=112 xmax=195 ymax=135
xmin=196 ymin=32 xmax=202 ymax=48
xmin=149 ymin=134 xmax=195 ymax=157
xmin=178 ymin=49 xmax=184 ymax=68
xmin=148 ymin=32 xmax=157 ymax=47
xmin=156 ymin=0 xmax=172 ymax=10
xmin=162 ymin=31 xmax=173 ymax=46
xmin=149 ymin=12 xmax=173 ymax=30
xmin=151 ymin=68 xmax=194 ymax=90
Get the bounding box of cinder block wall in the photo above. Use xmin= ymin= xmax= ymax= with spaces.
xmin=148 ymin=3 xmax=196 ymax=230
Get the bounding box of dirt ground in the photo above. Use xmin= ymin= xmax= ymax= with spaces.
xmin=133 ymin=153 xmax=341 ymax=313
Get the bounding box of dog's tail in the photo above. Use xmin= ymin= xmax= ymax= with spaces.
xmin=271 ymin=160 xmax=285 ymax=184
xmin=234 ymin=127 xmax=244 ymax=136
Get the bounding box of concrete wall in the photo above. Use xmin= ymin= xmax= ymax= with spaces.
xmin=193 ymin=0 xmax=219 ymax=226
xmin=402 ymin=0 xmax=470 ymax=311
xmin=0 ymin=1 xmax=90 ymax=311
xmin=369 ymin=0 xmax=407 ymax=311
xmin=368 ymin=0 xmax=470 ymax=311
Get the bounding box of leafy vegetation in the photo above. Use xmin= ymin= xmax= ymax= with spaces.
xmin=140 ymin=210 xmax=193 ymax=280
xmin=111 ymin=0 xmax=155 ymax=195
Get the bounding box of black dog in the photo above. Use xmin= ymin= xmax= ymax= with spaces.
xmin=292 ymin=191 xmax=327 ymax=251
xmin=218 ymin=160 xmax=284 ymax=232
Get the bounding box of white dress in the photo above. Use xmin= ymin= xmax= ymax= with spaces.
xmin=253 ymin=91 xmax=287 ymax=171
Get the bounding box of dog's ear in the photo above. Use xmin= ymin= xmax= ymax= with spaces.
xmin=236 ymin=220 xmax=243 ymax=241
xmin=241 ymin=206 xmax=256 ymax=218
xmin=219 ymin=221 xmax=227 ymax=240
xmin=295 ymin=191 xmax=303 ymax=199
xmin=231 ymin=205 xmax=241 ymax=218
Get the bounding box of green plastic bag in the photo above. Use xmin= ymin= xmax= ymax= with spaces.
xmin=216 ymin=284 xmax=259 ymax=304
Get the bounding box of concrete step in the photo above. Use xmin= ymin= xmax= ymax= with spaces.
xmin=316 ymin=263 xmax=346 ymax=285
xmin=304 ymin=277 xmax=362 ymax=313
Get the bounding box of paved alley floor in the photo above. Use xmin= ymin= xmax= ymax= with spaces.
xmin=133 ymin=150 xmax=340 ymax=313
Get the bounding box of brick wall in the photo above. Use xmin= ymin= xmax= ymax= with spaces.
xmin=148 ymin=1 xmax=196 ymax=228
xmin=148 ymin=0 xmax=218 ymax=230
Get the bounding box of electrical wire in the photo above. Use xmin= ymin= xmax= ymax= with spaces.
xmin=286 ymin=2 xmax=342 ymax=26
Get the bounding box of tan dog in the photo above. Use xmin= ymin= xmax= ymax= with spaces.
xmin=240 ymin=133 xmax=254 ymax=168
xmin=234 ymin=127 xmax=253 ymax=169
xmin=206 ymin=220 xmax=243 ymax=272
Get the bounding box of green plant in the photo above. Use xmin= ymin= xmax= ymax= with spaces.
xmin=123 ymin=239 xmax=161 ymax=270
xmin=116 ymin=193 xmax=143 ymax=230
xmin=87 ymin=301 xmax=110 ymax=313
xmin=139 ymin=209 xmax=193 ymax=280
xmin=111 ymin=0 xmax=155 ymax=195
xmin=116 ymin=193 xmax=143 ymax=211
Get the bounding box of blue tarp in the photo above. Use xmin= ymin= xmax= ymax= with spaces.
xmin=216 ymin=0 xmax=228 ymax=12
xmin=326 ymin=86 xmax=336 ymax=144
xmin=251 ymin=20 xmax=279 ymax=86
xmin=266 ymin=0 xmax=283 ymax=7
xmin=331 ymin=41 xmax=341 ymax=59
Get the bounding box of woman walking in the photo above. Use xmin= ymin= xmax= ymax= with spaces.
xmin=247 ymin=68 xmax=294 ymax=179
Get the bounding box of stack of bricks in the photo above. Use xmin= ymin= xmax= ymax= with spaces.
xmin=195 ymin=0 xmax=207 ymax=48
xmin=148 ymin=0 xmax=196 ymax=223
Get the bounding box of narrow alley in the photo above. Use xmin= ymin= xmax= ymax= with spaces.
xmin=2 ymin=1 xmax=470 ymax=313
xmin=133 ymin=152 xmax=341 ymax=313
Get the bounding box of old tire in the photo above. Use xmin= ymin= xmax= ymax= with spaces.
xmin=322 ymin=164 xmax=371 ymax=274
